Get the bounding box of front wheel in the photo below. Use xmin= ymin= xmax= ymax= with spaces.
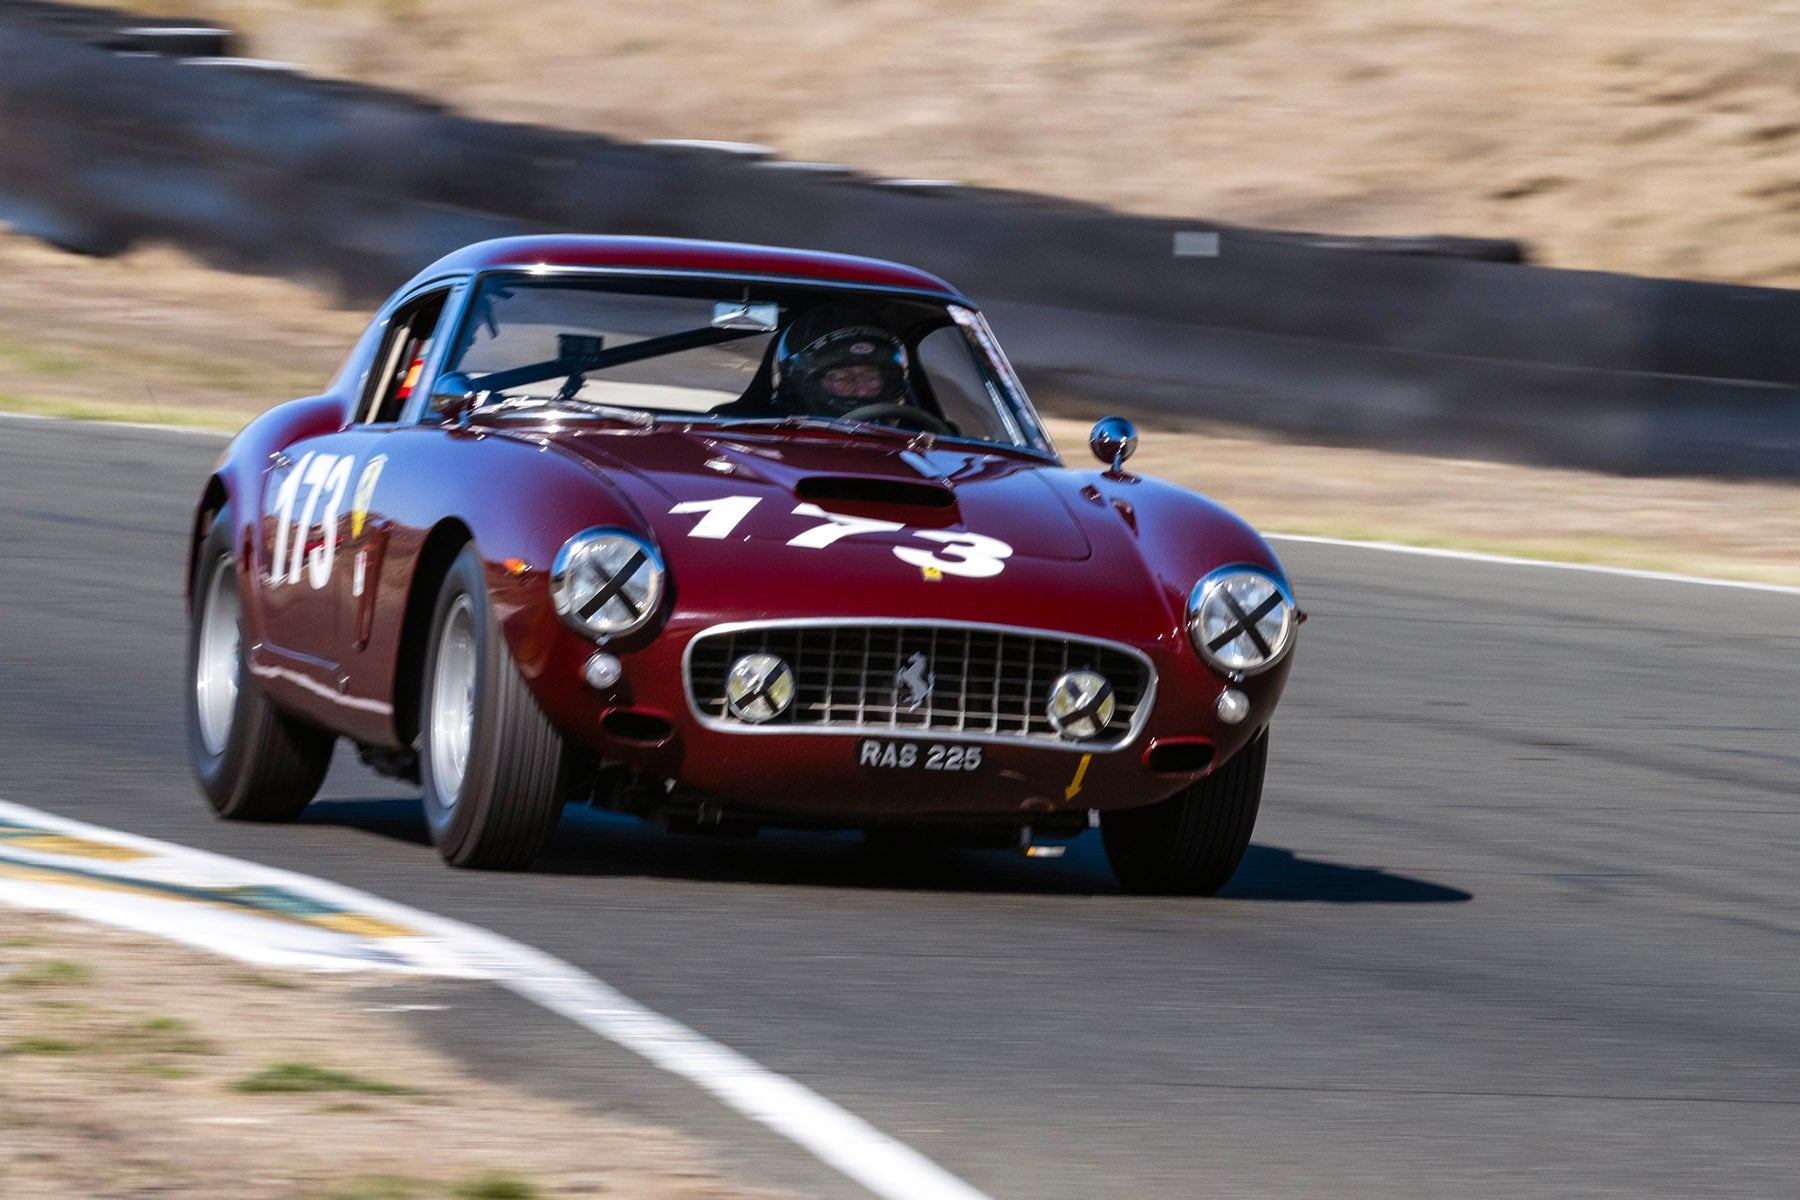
xmin=1101 ymin=729 xmax=1269 ymax=895
xmin=419 ymin=544 xmax=578 ymax=869
xmin=186 ymin=504 xmax=335 ymax=821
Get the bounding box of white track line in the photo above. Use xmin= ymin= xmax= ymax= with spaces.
xmin=1266 ymin=532 xmax=1800 ymax=597
xmin=0 ymin=798 xmax=993 ymax=1200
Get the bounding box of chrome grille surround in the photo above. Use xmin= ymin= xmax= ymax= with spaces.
xmin=682 ymin=618 xmax=1157 ymax=751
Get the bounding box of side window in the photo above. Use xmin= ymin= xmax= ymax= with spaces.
xmin=357 ymin=290 xmax=450 ymax=425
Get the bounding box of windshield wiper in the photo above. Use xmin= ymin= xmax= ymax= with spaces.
xmin=782 ymin=415 xmax=935 ymax=444
xmin=756 ymin=414 xmax=905 ymax=436
xmin=693 ymin=413 xmax=930 ymax=442
xmin=473 ymin=393 xmax=654 ymax=428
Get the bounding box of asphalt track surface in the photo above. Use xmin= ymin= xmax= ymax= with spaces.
xmin=3 ymin=415 xmax=1798 ymax=1198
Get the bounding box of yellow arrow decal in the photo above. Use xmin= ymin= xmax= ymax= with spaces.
xmin=1064 ymin=753 xmax=1092 ymax=801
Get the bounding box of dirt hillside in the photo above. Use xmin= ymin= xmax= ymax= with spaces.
xmin=105 ymin=0 xmax=1800 ymax=287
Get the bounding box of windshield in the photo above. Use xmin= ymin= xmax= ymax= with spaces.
xmin=445 ymin=273 xmax=1054 ymax=455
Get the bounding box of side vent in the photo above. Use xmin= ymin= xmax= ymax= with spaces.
xmin=601 ymin=710 xmax=675 ymax=745
xmin=1144 ymin=740 xmax=1216 ymax=775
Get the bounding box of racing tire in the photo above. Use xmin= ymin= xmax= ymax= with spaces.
xmin=186 ymin=504 xmax=335 ymax=822
xmin=1101 ymin=729 xmax=1268 ymax=896
xmin=418 ymin=544 xmax=574 ymax=870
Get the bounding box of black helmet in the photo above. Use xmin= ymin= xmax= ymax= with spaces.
xmin=774 ymin=305 xmax=909 ymax=414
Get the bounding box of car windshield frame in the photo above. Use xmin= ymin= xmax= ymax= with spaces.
xmin=438 ymin=267 xmax=1060 ymax=462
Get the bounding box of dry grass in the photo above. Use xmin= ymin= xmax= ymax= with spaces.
xmin=0 ymin=232 xmax=360 ymax=425
xmin=1042 ymin=416 xmax=1800 ymax=587
xmin=0 ymin=907 xmax=782 ymax=1200
xmin=107 ymin=0 xmax=1800 ymax=287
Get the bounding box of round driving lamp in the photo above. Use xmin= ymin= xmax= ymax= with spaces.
xmin=550 ymin=528 xmax=665 ymax=640
xmin=1046 ymin=670 xmax=1116 ymax=740
xmin=725 ymin=654 xmax=796 ymax=723
xmin=1187 ymin=566 xmax=1296 ymax=675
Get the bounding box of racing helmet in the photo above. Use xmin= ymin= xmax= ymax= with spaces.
xmin=774 ymin=306 xmax=910 ymax=415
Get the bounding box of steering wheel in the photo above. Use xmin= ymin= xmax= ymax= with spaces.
xmin=840 ymin=402 xmax=953 ymax=435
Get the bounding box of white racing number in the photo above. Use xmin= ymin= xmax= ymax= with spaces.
xmin=669 ymin=495 xmax=1016 ymax=577
xmin=670 ymin=495 xmax=761 ymax=539
xmin=785 ymin=503 xmax=905 ymax=549
xmin=893 ymin=530 xmax=1013 ymax=579
xmin=268 ymin=451 xmax=355 ymax=590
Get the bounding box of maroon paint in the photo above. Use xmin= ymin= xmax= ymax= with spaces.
xmin=193 ymin=236 xmax=1295 ymax=822
xmin=399 ymin=236 xmax=963 ymax=300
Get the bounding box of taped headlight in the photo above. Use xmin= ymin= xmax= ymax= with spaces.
xmin=550 ymin=528 xmax=665 ymax=640
xmin=1186 ymin=566 xmax=1295 ymax=675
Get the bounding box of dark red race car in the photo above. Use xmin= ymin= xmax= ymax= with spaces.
xmin=185 ymin=236 xmax=1299 ymax=893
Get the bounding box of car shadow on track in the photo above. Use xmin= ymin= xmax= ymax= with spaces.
xmin=301 ymin=798 xmax=1471 ymax=903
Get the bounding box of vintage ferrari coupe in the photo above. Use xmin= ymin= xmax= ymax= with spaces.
xmin=185 ymin=236 xmax=1299 ymax=893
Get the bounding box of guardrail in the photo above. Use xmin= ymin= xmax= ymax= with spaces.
xmin=3 ymin=2 xmax=1798 ymax=475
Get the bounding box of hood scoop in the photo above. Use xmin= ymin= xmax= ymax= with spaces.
xmin=545 ymin=425 xmax=1091 ymax=561
xmin=795 ymin=475 xmax=956 ymax=510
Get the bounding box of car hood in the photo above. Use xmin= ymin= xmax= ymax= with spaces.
xmin=539 ymin=425 xmax=1093 ymax=562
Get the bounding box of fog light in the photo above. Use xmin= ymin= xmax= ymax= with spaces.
xmin=725 ymin=653 xmax=795 ymax=723
xmin=583 ymin=652 xmax=623 ymax=690
xmin=1046 ymin=671 xmax=1115 ymax=740
xmin=1215 ymin=687 xmax=1250 ymax=725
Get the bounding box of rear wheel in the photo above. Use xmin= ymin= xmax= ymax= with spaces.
xmin=186 ymin=504 xmax=334 ymax=821
xmin=1101 ymin=729 xmax=1268 ymax=895
xmin=419 ymin=544 xmax=576 ymax=869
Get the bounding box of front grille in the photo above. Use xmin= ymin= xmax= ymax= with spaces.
xmin=685 ymin=621 xmax=1153 ymax=747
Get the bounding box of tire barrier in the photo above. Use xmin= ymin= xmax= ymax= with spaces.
xmin=2 ymin=2 xmax=1798 ymax=475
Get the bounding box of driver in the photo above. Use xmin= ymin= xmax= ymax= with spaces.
xmin=773 ymin=305 xmax=912 ymax=418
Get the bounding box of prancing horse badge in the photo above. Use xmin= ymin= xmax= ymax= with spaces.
xmin=895 ymin=651 xmax=934 ymax=712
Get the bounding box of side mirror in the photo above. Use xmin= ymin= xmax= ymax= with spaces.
xmin=1089 ymin=416 xmax=1138 ymax=473
xmin=431 ymin=372 xmax=479 ymax=424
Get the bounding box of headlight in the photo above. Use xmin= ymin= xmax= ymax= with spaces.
xmin=550 ymin=528 xmax=665 ymax=640
xmin=1186 ymin=566 xmax=1295 ymax=675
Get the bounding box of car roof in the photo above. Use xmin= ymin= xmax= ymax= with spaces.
xmin=405 ymin=236 xmax=966 ymax=300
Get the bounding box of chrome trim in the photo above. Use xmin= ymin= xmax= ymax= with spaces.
xmin=194 ymin=554 xmax=241 ymax=756
xmin=947 ymin=305 xmax=1055 ymax=458
xmin=473 ymin=264 xmax=968 ymax=306
xmin=246 ymin=662 xmax=394 ymax=715
xmin=427 ymin=594 xmax=478 ymax=804
xmin=1088 ymin=416 xmax=1138 ymax=472
xmin=1185 ymin=564 xmax=1298 ymax=677
xmin=550 ymin=527 xmax=666 ymax=641
xmin=724 ymin=653 xmax=797 ymax=723
xmin=1045 ymin=670 xmax=1116 ymax=740
xmin=681 ymin=617 xmax=1159 ymax=752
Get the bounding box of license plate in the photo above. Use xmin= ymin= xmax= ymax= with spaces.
xmin=856 ymin=739 xmax=984 ymax=772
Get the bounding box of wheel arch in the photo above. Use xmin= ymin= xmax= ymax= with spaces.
xmin=392 ymin=517 xmax=476 ymax=748
xmin=186 ymin=474 xmax=232 ymax=614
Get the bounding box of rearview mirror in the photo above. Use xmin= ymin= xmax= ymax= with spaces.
xmin=711 ymin=301 xmax=780 ymax=332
